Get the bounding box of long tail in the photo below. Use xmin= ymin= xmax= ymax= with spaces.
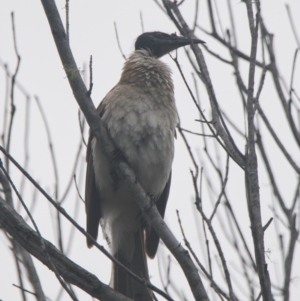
xmin=113 ymin=227 xmax=153 ymax=301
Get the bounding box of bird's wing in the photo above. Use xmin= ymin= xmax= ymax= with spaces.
xmin=145 ymin=171 xmax=172 ymax=258
xmin=85 ymin=101 xmax=106 ymax=248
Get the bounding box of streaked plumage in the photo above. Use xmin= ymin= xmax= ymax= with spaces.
xmin=85 ymin=31 xmax=204 ymax=300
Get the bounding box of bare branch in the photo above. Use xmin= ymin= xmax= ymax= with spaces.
xmin=6 ymin=12 xmax=21 ymax=174
xmin=1 ymin=166 xmax=46 ymax=301
xmin=244 ymin=2 xmax=273 ymax=300
xmin=0 ymin=145 xmax=172 ymax=301
xmin=0 ymin=196 xmax=133 ymax=301
xmin=285 ymin=4 xmax=300 ymax=47
xmin=87 ymin=55 xmax=93 ymax=96
xmin=163 ymin=0 xmax=245 ymax=169
xmin=283 ymin=215 xmax=299 ymax=301
xmin=114 ymin=22 xmax=126 ymax=60
xmin=176 ymin=210 xmax=231 ymax=300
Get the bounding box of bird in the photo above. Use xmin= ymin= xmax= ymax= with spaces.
xmin=85 ymin=31 xmax=204 ymax=300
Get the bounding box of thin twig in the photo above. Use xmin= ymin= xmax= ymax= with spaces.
xmin=165 ymin=2 xmax=245 ymax=169
xmin=289 ymin=49 xmax=298 ymax=101
xmin=283 ymin=215 xmax=299 ymax=301
xmin=34 ymin=96 xmax=59 ymax=199
xmin=6 ymin=12 xmax=21 ymax=174
xmin=140 ymin=11 xmax=145 ymax=33
xmin=0 ymin=195 xmax=134 ymax=301
xmin=73 ymin=174 xmax=84 ymax=203
xmin=262 ymin=218 xmax=273 ymax=232
xmin=257 ymin=105 xmax=300 ymax=174
xmin=209 ymin=155 xmax=229 ymax=221
xmin=179 ymin=126 xmax=214 ymax=137
xmin=171 ymin=55 xmax=232 ymax=163
xmin=77 ymin=109 xmax=87 ymax=146
xmin=19 ymin=96 xmax=31 ymax=197
xmin=0 ymin=162 xmax=78 ymax=301
xmin=192 ymin=0 xmax=199 ymax=32
xmin=12 ymin=284 xmax=36 ymax=297
xmin=285 ymin=4 xmax=300 ymax=47
xmin=226 ymin=0 xmax=238 ymax=48
xmin=114 ymin=22 xmax=126 ymax=60
xmin=87 ymin=55 xmax=93 ymax=96
xmin=12 ymin=248 xmax=27 ymax=301
xmin=59 ymin=136 xmax=85 ymax=203
xmin=176 ymin=210 xmax=231 ymax=300
xmin=193 ymin=177 xmax=237 ymax=300
xmin=200 ymin=45 xmax=232 ymax=65
xmin=224 ymin=199 xmax=257 ymax=271
xmin=35 ymin=96 xmax=63 ymax=253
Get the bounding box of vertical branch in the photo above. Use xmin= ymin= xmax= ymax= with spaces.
xmin=244 ymin=1 xmax=273 ymax=301
xmin=19 ymin=96 xmax=31 ymax=197
xmin=34 ymin=96 xmax=59 ymax=199
xmin=114 ymin=22 xmax=127 ymax=60
xmin=1 ymin=63 xmax=10 ymax=147
xmin=226 ymin=0 xmax=238 ymax=48
xmin=0 ymin=170 xmax=46 ymax=301
xmin=20 ymin=249 xmax=46 ymax=301
xmin=140 ymin=11 xmax=145 ymax=33
xmin=6 ymin=12 xmax=21 ymax=174
xmin=12 ymin=247 xmax=28 ymax=301
xmin=285 ymin=4 xmax=300 ymax=47
xmin=283 ymin=215 xmax=299 ymax=301
xmin=207 ymin=0 xmax=216 ymax=34
xmin=0 ymin=162 xmax=78 ymax=301
xmin=65 ymin=0 xmax=69 ymax=43
xmin=87 ymin=55 xmax=93 ymax=96
xmin=35 ymin=96 xmax=63 ymax=252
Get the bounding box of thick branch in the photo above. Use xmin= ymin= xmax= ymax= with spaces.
xmin=244 ymin=2 xmax=273 ymax=300
xmin=0 ymin=197 xmax=132 ymax=301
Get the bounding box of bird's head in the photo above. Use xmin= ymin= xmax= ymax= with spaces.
xmin=135 ymin=31 xmax=205 ymax=58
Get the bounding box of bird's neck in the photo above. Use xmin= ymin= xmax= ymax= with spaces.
xmin=119 ymin=50 xmax=174 ymax=94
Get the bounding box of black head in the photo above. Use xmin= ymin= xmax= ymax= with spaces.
xmin=135 ymin=31 xmax=205 ymax=58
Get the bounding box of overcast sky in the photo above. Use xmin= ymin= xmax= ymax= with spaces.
xmin=1 ymin=1 xmax=299 ymax=300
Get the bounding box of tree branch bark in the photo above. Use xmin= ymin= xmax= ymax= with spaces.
xmin=0 ymin=196 xmax=133 ymax=301
xmin=244 ymin=1 xmax=273 ymax=300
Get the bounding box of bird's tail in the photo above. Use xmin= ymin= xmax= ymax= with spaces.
xmin=113 ymin=226 xmax=153 ymax=301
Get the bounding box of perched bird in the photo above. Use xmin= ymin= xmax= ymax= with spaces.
xmin=85 ymin=31 xmax=204 ymax=300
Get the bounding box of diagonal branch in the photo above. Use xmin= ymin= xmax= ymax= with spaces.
xmin=0 ymin=168 xmax=46 ymax=301
xmin=0 ymin=197 xmax=132 ymax=301
xmin=162 ymin=0 xmax=245 ymax=169
xmin=39 ymin=0 xmax=209 ymax=300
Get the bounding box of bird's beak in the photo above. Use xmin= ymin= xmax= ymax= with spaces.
xmin=155 ymin=34 xmax=205 ymax=57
